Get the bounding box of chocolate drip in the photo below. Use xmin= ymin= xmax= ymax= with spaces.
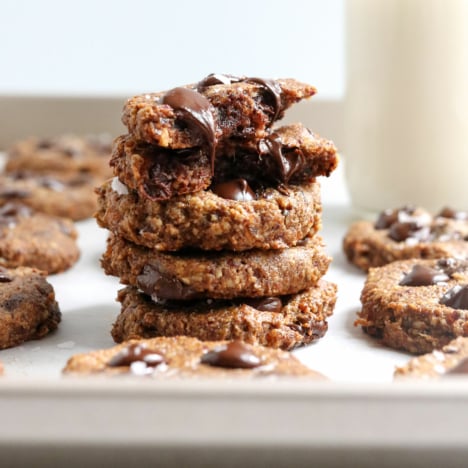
xmin=446 ymin=357 xmax=468 ymax=375
xmin=245 ymin=296 xmax=282 ymax=312
xmin=137 ymin=264 xmax=200 ymax=301
xmin=211 ymin=179 xmax=255 ymax=201
xmin=201 ymin=340 xmax=262 ymax=369
xmin=108 ymin=343 xmax=165 ymax=372
xmin=161 ymin=87 xmax=217 ymax=173
xmin=399 ymin=264 xmax=449 ymax=286
xmin=247 ymin=77 xmax=283 ymax=123
xmin=440 ymin=285 xmax=468 ymax=310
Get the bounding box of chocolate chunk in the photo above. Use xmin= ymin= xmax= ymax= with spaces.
xmin=108 ymin=343 xmax=165 ymax=371
xmin=0 ymin=202 xmax=32 ymax=220
xmin=438 ymin=207 xmax=468 ymax=220
xmin=201 ymin=340 xmax=262 ymax=369
xmin=437 ymin=258 xmax=468 ymax=276
xmin=196 ymin=73 xmax=241 ymax=90
xmin=136 ymin=264 xmax=200 ymax=301
xmin=0 ymin=188 xmax=31 ymax=199
xmin=388 ymin=221 xmax=427 ymax=242
xmin=0 ymin=267 xmax=13 ymax=283
xmin=247 ymin=77 xmax=283 ymax=123
xmin=375 ymin=206 xmax=415 ymax=230
xmin=161 ymin=87 xmax=217 ymax=172
xmin=399 ymin=264 xmax=449 ymax=286
xmin=440 ymin=285 xmax=468 ymax=310
xmin=245 ymin=296 xmax=283 ymax=312
xmin=211 ymin=179 xmax=255 ymax=201
xmin=446 ymin=357 xmax=468 ymax=375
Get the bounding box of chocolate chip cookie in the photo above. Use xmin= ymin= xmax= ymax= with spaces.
xmin=102 ymin=233 xmax=331 ymax=300
xmin=111 ymin=280 xmax=337 ymax=350
xmin=96 ymin=178 xmax=322 ymax=251
xmin=63 ymin=335 xmax=325 ymax=379
xmin=0 ymin=202 xmax=79 ymax=273
xmin=0 ymin=266 xmax=61 ymax=349
xmin=6 ymin=134 xmax=113 ymax=180
xmin=357 ymin=257 xmax=468 ymax=354
xmin=343 ymin=206 xmax=468 ymax=271
xmin=0 ymin=172 xmax=100 ymax=221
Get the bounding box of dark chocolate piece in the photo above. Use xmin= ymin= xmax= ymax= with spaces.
xmin=201 ymin=340 xmax=262 ymax=369
xmin=245 ymin=296 xmax=283 ymax=312
xmin=438 ymin=207 xmax=468 ymax=220
xmin=440 ymin=285 xmax=468 ymax=310
xmin=108 ymin=343 xmax=165 ymax=371
xmin=399 ymin=264 xmax=449 ymax=286
xmin=211 ymin=179 xmax=255 ymax=201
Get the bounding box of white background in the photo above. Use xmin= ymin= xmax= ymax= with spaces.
xmin=0 ymin=0 xmax=344 ymax=98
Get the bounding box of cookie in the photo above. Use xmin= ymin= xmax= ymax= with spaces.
xmin=111 ymin=280 xmax=337 ymax=350
xmin=63 ymin=335 xmax=325 ymax=379
xmin=0 ymin=266 xmax=61 ymax=349
xmin=0 ymin=172 xmax=99 ymax=221
xmin=122 ymin=75 xmax=316 ymax=153
xmin=6 ymin=134 xmax=113 ymax=179
xmin=110 ymin=123 xmax=338 ymax=202
xmin=343 ymin=206 xmax=468 ymax=271
xmin=394 ymin=337 xmax=468 ymax=379
xmin=356 ymin=257 xmax=468 ymax=354
xmin=0 ymin=202 xmax=79 ymax=274
xmin=102 ymin=233 xmax=330 ymax=300
xmin=96 ymin=178 xmax=322 ymax=251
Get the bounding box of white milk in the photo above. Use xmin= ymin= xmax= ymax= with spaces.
xmin=344 ymin=0 xmax=468 ymax=214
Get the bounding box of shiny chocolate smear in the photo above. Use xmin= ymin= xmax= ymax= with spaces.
xmin=197 ymin=73 xmax=241 ymax=90
xmin=201 ymin=340 xmax=261 ymax=369
xmin=446 ymin=357 xmax=468 ymax=375
xmin=399 ymin=264 xmax=449 ymax=286
xmin=388 ymin=222 xmax=430 ymax=242
xmin=438 ymin=207 xmax=468 ymax=220
xmin=247 ymin=77 xmax=283 ymax=123
xmin=211 ymin=179 xmax=255 ymax=201
xmin=440 ymin=285 xmax=468 ymax=309
xmin=108 ymin=343 xmax=165 ymax=370
xmin=245 ymin=296 xmax=282 ymax=312
xmin=161 ymin=87 xmax=217 ymax=173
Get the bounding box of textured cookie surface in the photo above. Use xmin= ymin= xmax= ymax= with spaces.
xmin=63 ymin=335 xmax=325 ymax=379
xmin=343 ymin=206 xmax=468 ymax=271
xmin=111 ymin=280 xmax=337 ymax=350
xmin=0 ymin=172 xmax=100 ymax=221
xmin=0 ymin=203 xmax=79 ymax=274
xmin=96 ymin=178 xmax=322 ymax=251
xmin=6 ymin=134 xmax=113 ymax=179
xmin=357 ymin=258 xmax=468 ymax=354
xmin=0 ymin=266 xmax=61 ymax=349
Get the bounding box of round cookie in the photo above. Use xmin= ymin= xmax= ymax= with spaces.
xmin=343 ymin=206 xmax=468 ymax=271
xmin=0 ymin=172 xmax=100 ymax=221
xmin=0 ymin=266 xmax=61 ymax=349
xmin=63 ymin=335 xmax=326 ymax=379
xmin=111 ymin=280 xmax=337 ymax=350
xmin=357 ymin=257 xmax=468 ymax=354
xmin=0 ymin=202 xmax=79 ymax=274
xmin=96 ymin=178 xmax=322 ymax=251
xmin=6 ymin=134 xmax=113 ymax=179
xmin=394 ymin=337 xmax=468 ymax=379
xmin=102 ymin=233 xmax=331 ymax=300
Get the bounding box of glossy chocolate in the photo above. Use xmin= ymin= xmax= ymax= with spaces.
xmin=108 ymin=343 xmax=165 ymax=369
xmin=247 ymin=77 xmax=283 ymax=123
xmin=438 ymin=207 xmax=468 ymax=220
xmin=446 ymin=357 xmax=468 ymax=375
xmin=245 ymin=296 xmax=282 ymax=312
xmin=197 ymin=73 xmax=241 ymax=90
xmin=201 ymin=340 xmax=262 ymax=369
xmin=399 ymin=264 xmax=449 ymax=286
xmin=211 ymin=179 xmax=255 ymax=201
xmin=388 ymin=221 xmax=425 ymax=242
xmin=137 ymin=264 xmax=200 ymax=301
xmin=440 ymin=285 xmax=468 ymax=310
xmin=161 ymin=86 xmax=217 ymax=172
xmin=375 ymin=206 xmax=415 ymax=230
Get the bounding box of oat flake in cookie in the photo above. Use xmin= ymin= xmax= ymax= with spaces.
xmin=0 ymin=266 xmax=61 ymax=349
xmin=343 ymin=206 xmax=468 ymax=271
xmin=63 ymin=335 xmax=326 ymax=379
xmin=357 ymin=257 xmax=468 ymax=354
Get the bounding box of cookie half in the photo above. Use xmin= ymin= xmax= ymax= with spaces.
xmin=343 ymin=206 xmax=468 ymax=271
xmin=357 ymin=258 xmax=468 ymax=354
xmin=0 ymin=266 xmax=61 ymax=349
xmin=0 ymin=202 xmax=79 ymax=273
xmin=102 ymin=233 xmax=331 ymax=300
xmin=63 ymin=335 xmax=325 ymax=379
xmin=96 ymin=178 xmax=322 ymax=251
xmin=111 ymin=280 xmax=337 ymax=350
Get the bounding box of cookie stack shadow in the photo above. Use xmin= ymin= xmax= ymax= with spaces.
xmin=96 ymin=74 xmax=339 ymax=350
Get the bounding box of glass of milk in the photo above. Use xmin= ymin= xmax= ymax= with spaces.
xmin=344 ymin=0 xmax=468 ymax=215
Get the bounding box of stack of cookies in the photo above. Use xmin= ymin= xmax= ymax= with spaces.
xmin=96 ymin=74 xmax=339 ymax=350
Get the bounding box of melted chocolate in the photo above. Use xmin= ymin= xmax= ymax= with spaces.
xmin=211 ymin=179 xmax=255 ymax=201
xmin=161 ymin=87 xmax=216 ymax=172
xmin=197 ymin=73 xmax=241 ymax=90
xmin=375 ymin=206 xmax=415 ymax=230
xmin=388 ymin=221 xmax=428 ymax=242
xmin=108 ymin=343 xmax=165 ymax=371
xmin=0 ymin=267 xmax=12 ymax=283
xmin=446 ymin=357 xmax=468 ymax=375
xmin=438 ymin=207 xmax=468 ymax=220
xmin=399 ymin=264 xmax=449 ymax=286
xmin=137 ymin=264 xmax=200 ymax=301
xmin=245 ymin=296 xmax=282 ymax=312
xmin=440 ymin=285 xmax=468 ymax=310
xmin=437 ymin=258 xmax=468 ymax=276
xmin=247 ymin=77 xmax=283 ymax=123
xmin=201 ymin=340 xmax=261 ymax=369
